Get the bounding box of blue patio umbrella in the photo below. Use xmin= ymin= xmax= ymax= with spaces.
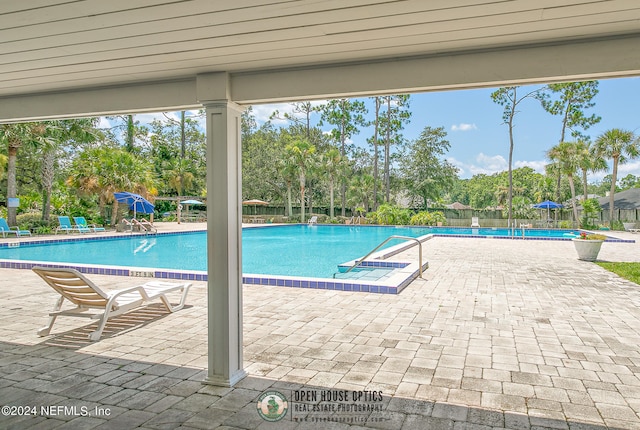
xmin=114 ymin=192 xmax=155 ymax=219
xmin=533 ymin=200 xmax=563 ymax=221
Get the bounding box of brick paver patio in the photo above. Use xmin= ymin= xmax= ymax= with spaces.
xmin=1 ymin=229 xmax=640 ymax=429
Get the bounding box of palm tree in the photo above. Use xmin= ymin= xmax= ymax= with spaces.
xmin=68 ymin=146 xmax=155 ymax=225
xmin=285 ymin=139 xmax=316 ymax=223
xmin=548 ymin=142 xmax=582 ymax=225
xmin=321 ymin=148 xmax=342 ymax=219
xmin=39 ymin=119 xmax=98 ymax=221
xmin=164 ymin=158 xmax=195 ymax=197
xmin=278 ymin=155 xmax=297 ymax=218
xmin=0 ymin=123 xmax=47 ymax=225
xmin=577 ymin=140 xmax=607 ymax=202
xmin=533 ymin=175 xmax=555 ymax=203
xmin=348 ymin=174 xmax=375 ymax=213
xmin=594 ymin=129 xmax=638 ymax=222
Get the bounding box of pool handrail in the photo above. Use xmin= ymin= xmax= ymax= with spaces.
xmin=343 ymin=235 xmax=424 ymax=278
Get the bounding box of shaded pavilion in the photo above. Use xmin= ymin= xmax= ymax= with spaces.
xmin=0 ymin=1 xmax=639 ymax=387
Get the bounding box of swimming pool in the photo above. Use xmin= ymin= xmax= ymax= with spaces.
xmin=0 ymin=225 xmax=432 ymax=278
xmin=0 ymin=225 xmax=624 ymax=294
xmin=1 ymin=224 xmax=584 ymax=276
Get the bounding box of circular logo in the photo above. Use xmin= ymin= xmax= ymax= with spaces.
xmin=256 ymin=390 xmax=288 ymax=422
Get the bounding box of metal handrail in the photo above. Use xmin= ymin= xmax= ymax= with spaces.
xmin=342 ymin=235 xmax=424 ymax=278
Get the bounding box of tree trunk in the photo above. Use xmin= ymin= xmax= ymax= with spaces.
xmin=373 ymin=98 xmax=380 ymax=210
xmin=126 ymin=115 xmax=135 ymax=152
xmin=329 ymin=180 xmax=334 ymax=219
xmin=41 ymin=147 xmax=55 ymax=221
xmin=507 ymin=95 xmax=515 ymax=227
xmin=568 ymin=174 xmax=580 ymax=226
xmin=111 ymin=201 xmax=119 ymax=226
xmin=285 ymin=181 xmax=293 ymax=217
xmin=6 ymin=145 xmax=18 ymax=226
xmin=180 ymin=111 xmax=186 ymax=193
xmin=581 ymin=168 xmax=589 ymax=202
xmin=384 ymin=97 xmax=391 ymax=203
xmin=340 ymin=112 xmax=347 ymax=217
xmin=610 ymin=157 xmax=618 ymax=223
xmin=308 ymin=182 xmax=313 ymax=218
xmin=299 ymin=173 xmax=306 ymax=223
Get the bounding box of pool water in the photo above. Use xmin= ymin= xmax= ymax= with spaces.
xmin=0 ymin=225 xmax=579 ymax=279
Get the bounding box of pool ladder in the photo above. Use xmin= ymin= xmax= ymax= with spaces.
xmin=337 ymin=235 xmax=424 ymax=278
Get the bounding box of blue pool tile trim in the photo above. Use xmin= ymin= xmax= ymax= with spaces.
xmin=1 ymin=226 xmax=632 ymax=294
xmin=0 ymin=254 xmax=418 ymax=295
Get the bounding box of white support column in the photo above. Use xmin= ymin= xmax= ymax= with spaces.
xmin=203 ymin=100 xmax=246 ymax=387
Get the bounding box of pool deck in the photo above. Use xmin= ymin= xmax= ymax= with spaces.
xmin=2 ymin=224 xmax=640 ymax=429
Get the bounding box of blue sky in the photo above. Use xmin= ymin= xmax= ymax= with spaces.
xmin=104 ymin=76 xmax=640 ymax=182
xmin=252 ymin=76 xmax=640 ymax=181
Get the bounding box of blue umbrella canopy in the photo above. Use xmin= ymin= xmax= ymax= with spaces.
xmin=114 ymin=192 xmax=155 ymax=218
xmin=533 ymin=200 xmax=563 ymax=209
xmin=180 ymin=199 xmax=204 ymax=205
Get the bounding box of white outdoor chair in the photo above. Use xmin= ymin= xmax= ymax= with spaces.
xmin=33 ymin=267 xmax=191 ymax=341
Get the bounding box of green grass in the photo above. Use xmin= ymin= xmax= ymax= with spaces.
xmin=596 ymin=262 xmax=640 ymax=285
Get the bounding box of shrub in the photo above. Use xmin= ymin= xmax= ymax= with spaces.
xmin=610 ymin=220 xmax=625 ymax=231
xmin=410 ymin=211 xmax=432 ymax=226
xmin=16 ymin=212 xmax=57 ymax=232
xmin=431 ymin=211 xmax=446 ymax=225
xmin=558 ymin=220 xmax=573 ymax=229
xmin=409 ymin=210 xmax=446 ymax=226
xmin=369 ymin=204 xmax=411 ymax=225
xmin=581 ymin=198 xmax=601 ymax=228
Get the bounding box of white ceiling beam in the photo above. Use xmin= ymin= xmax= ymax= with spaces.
xmin=231 ymin=34 xmax=640 ymax=103
xmin=0 ymin=79 xmax=199 ymax=123
xmin=0 ymin=34 xmax=639 ymax=123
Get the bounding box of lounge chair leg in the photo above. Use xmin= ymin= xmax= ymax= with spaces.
xmin=89 ymin=308 xmax=112 ymax=341
xmin=158 ymin=284 xmax=191 ymax=313
xmin=38 ymin=296 xmax=64 ymax=336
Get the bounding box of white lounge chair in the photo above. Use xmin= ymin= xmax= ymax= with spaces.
xmin=471 ymin=217 xmax=480 ymax=228
xmin=308 ymin=216 xmax=318 ymax=225
xmin=32 ymin=267 xmax=191 ymax=341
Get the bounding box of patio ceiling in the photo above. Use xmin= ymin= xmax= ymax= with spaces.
xmin=1 ymin=0 xmax=640 ymax=121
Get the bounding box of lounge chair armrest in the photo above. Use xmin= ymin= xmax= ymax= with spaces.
xmin=108 ymin=285 xmax=151 ymax=302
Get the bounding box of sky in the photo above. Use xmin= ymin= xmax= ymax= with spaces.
xmin=251 ymin=76 xmax=640 ymax=181
xmin=102 ymin=76 xmax=640 ymax=182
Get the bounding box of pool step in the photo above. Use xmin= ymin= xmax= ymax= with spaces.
xmin=333 ymin=267 xmax=395 ymax=282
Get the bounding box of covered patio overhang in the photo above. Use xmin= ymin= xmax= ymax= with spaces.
xmin=1 ymin=1 xmax=639 ymax=387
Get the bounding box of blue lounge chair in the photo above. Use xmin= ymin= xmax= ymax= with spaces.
xmin=73 ymin=216 xmax=106 ymax=233
xmin=56 ymin=216 xmax=90 ymax=234
xmin=0 ymin=218 xmax=31 ymax=237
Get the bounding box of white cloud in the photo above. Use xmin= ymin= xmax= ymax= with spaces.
xmin=617 ymin=161 xmax=640 ymax=175
xmin=450 ymin=153 xmax=550 ymax=178
xmin=97 ymin=117 xmax=111 ymax=129
xmin=473 ymin=153 xmax=507 ymax=173
xmin=514 ymin=160 xmax=547 ymax=174
xmin=451 ymin=123 xmax=477 ymax=132
xmin=251 ymin=101 xmax=325 ymax=125
xmin=448 ymin=152 xmax=564 ymax=178
xmin=448 ymin=154 xmax=505 ymax=177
